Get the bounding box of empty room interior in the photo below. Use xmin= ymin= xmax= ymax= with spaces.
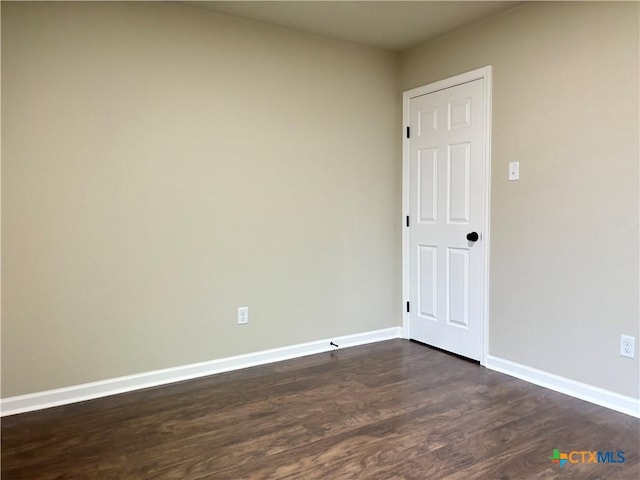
xmin=1 ymin=1 xmax=639 ymax=479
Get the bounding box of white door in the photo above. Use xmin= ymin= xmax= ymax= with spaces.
xmin=406 ymin=76 xmax=487 ymax=361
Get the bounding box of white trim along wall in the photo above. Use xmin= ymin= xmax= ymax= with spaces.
xmin=2 ymin=327 xmax=637 ymax=418
xmin=1 ymin=328 xmax=402 ymax=417
xmin=486 ymin=355 xmax=640 ymax=418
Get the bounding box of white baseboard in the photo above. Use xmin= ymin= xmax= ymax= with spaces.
xmin=485 ymin=355 xmax=640 ymax=418
xmin=1 ymin=327 xmax=402 ymax=417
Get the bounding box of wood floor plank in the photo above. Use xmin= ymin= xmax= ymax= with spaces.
xmin=2 ymin=340 xmax=638 ymax=479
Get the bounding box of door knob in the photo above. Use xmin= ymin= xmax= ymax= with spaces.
xmin=466 ymin=232 xmax=479 ymax=242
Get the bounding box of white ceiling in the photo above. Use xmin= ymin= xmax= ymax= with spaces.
xmin=184 ymin=1 xmax=521 ymax=52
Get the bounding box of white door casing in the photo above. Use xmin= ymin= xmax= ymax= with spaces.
xmin=402 ymin=67 xmax=491 ymax=363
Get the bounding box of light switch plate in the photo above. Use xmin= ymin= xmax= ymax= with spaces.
xmin=509 ymin=162 xmax=519 ymax=181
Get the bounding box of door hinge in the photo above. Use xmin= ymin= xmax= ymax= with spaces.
xmin=406 ymin=301 xmax=410 ymax=313
xmin=406 ymin=216 xmax=410 ymax=227
xmin=406 ymin=126 xmax=410 ymax=139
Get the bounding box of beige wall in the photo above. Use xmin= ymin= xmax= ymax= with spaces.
xmin=1 ymin=2 xmax=400 ymax=396
xmin=3 ymin=1 xmax=638 ymax=402
xmin=401 ymin=1 xmax=639 ymax=398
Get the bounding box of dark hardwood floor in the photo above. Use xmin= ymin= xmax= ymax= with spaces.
xmin=2 ymin=339 xmax=639 ymax=479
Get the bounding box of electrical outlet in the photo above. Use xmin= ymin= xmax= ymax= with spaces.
xmin=620 ymin=335 xmax=635 ymax=359
xmin=237 ymin=306 xmax=249 ymax=325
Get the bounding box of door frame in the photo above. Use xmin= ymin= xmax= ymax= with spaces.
xmin=401 ymin=65 xmax=492 ymax=365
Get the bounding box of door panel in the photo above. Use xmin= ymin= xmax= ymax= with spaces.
xmin=418 ymin=148 xmax=437 ymax=223
xmin=448 ymin=142 xmax=470 ymax=223
xmin=447 ymin=247 xmax=469 ymax=328
xmin=418 ymin=245 xmax=437 ymax=320
xmin=408 ymin=78 xmax=485 ymax=360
